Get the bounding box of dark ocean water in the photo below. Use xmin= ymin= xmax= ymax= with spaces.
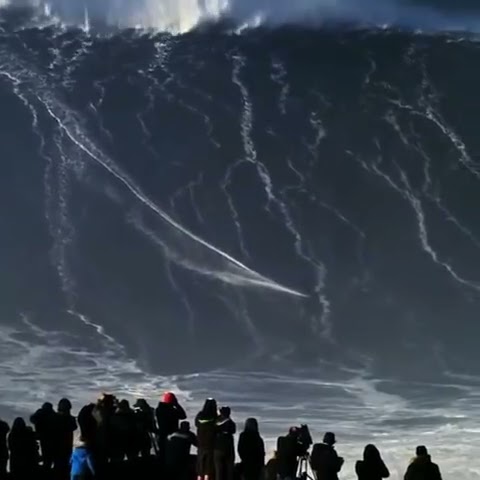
xmin=1 ymin=1 xmax=480 ymax=477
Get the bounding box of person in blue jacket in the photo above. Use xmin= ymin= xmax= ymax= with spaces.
xmin=71 ymin=438 xmax=96 ymax=480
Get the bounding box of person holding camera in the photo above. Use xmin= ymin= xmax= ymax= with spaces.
xmin=276 ymin=427 xmax=307 ymax=480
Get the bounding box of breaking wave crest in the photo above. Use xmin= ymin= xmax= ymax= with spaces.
xmin=2 ymin=0 xmax=480 ymax=34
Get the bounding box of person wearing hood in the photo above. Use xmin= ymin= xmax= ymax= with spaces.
xmin=356 ymin=444 xmax=390 ymax=480
xmin=71 ymin=437 xmax=96 ymax=480
xmin=166 ymin=420 xmax=198 ymax=480
xmin=156 ymin=392 xmax=187 ymax=466
xmin=195 ymin=398 xmax=218 ymax=480
xmin=8 ymin=417 xmax=39 ymax=478
xmin=310 ymin=432 xmax=344 ymax=480
xmin=238 ymin=418 xmax=265 ymax=480
xmin=55 ymin=398 xmax=78 ymax=477
xmin=0 ymin=419 xmax=9 ymax=480
xmin=214 ymin=406 xmax=236 ymax=480
xmin=404 ymin=446 xmax=442 ymax=480
xmin=31 ymin=402 xmax=58 ymax=470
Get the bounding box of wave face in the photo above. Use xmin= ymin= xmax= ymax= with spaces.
xmin=2 ymin=4 xmax=480 ymax=479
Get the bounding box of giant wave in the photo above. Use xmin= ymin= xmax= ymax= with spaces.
xmin=1 ymin=1 xmax=480 ymax=479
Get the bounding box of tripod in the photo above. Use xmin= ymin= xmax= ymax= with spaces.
xmin=297 ymin=454 xmax=316 ymax=480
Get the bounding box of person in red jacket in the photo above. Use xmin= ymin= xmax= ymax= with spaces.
xmin=155 ymin=392 xmax=187 ymax=468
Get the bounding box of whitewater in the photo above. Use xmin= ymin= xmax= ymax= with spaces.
xmin=1 ymin=0 xmax=480 ymax=479
xmin=2 ymin=0 xmax=480 ymax=32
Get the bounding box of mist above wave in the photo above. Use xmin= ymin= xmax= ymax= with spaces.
xmin=1 ymin=0 xmax=480 ymax=33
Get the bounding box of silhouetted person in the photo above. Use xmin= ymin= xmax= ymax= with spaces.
xmin=276 ymin=427 xmax=305 ymax=480
xmin=92 ymin=394 xmax=118 ymax=462
xmin=356 ymin=444 xmax=390 ymax=480
xmin=55 ymin=398 xmax=78 ymax=477
xmin=310 ymin=432 xmax=344 ymax=480
xmin=8 ymin=417 xmax=39 ymax=478
xmin=238 ymin=418 xmax=265 ymax=480
xmin=0 ymin=419 xmax=9 ymax=480
xmin=166 ymin=421 xmax=198 ymax=480
xmin=134 ymin=399 xmax=156 ymax=457
xmin=196 ymin=398 xmax=218 ymax=480
xmin=78 ymin=404 xmax=97 ymax=448
xmin=71 ymin=437 xmax=96 ymax=480
xmin=156 ymin=391 xmax=187 ymax=463
xmin=265 ymin=451 xmax=278 ymax=480
xmin=31 ymin=402 xmax=57 ymax=470
xmin=214 ymin=406 xmax=236 ymax=480
xmin=404 ymin=446 xmax=442 ymax=480
xmin=112 ymin=399 xmax=137 ymax=461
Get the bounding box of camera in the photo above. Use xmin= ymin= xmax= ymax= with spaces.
xmin=289 ymin=424 xmax=312 ymax=457
xmin=297 ymin=424 xmax=313 ymax=449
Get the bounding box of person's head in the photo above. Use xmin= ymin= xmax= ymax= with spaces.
xmin=416 ymin=446 xmax=428 ymax=457
xmin=42 ymin=402 xmax=54 ymax=412
xmin=288 ymin=426 xmax=299 ymax=437
xmin=323 ymin=432 xmax=336 ymax=446
xmin=364 ymin=444 xmax=381 ymax=462
xmin=244 ymin=418 xmax=259 ymax=433
xmin=201 ymin=398 xmax=218 ymax=418
xmin=58 ymin=398 xmax=72 ymax=414
xmin=12 ymin=417 xmax=26 ymax=431
xmin=162 ymin=392 xmax=177 ymax=405
xmin=179 ymin=421 xmax=190 ymax=433
xmin=134 ymin=399 xmax=148 ymax=410
xmin=118 ymin=399 xmax=130 ymax=412
xmin=98 ymin=393 xmax=116 ymax=411
xmin=219 ymin=406 xmax=231 ymax=419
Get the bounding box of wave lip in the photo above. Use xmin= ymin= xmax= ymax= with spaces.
xmin=2 ymin=0 xmax=480 ymax=34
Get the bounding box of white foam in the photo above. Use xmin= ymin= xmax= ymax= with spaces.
xmin=3 ymin=0 xmax=480 ymax=34
xmin=0 ymin=315 xmax=188 ymax=415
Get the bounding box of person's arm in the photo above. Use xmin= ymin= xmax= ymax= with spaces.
xmin=175 ymin=402 xmax=187 ymax=420
xmin=86 ymin=452 xmax=96 ymax=475
xmin=434 ymin=464 xmax=443 ymax=480
xmin=30 ymin=412 xmax=38 ymax=425
xmin=0 ymin=422 xmax=9 ymax=436
xmin=237 ymin=433 xmax=245 ymax=460
xmin=381 ymin=460 xmax=390 ymax=478
xmin=71 ymin=417 xmax=78 ymax=432
xmin=404 ymin=464 xmax=413 ymax=480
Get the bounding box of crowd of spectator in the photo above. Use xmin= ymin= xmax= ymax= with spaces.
xmin=0 ymin=392 xmax=443 ymax=480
